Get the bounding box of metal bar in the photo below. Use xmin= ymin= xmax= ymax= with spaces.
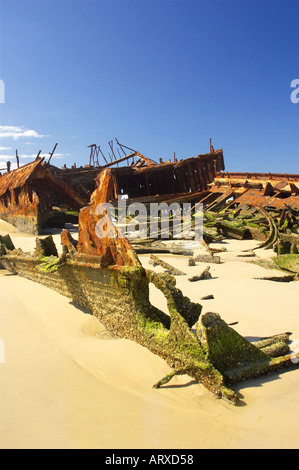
xmin=115 ymin=138 xmax=127 ymax=156
xmin=116 ymin=142 xmax=136 ymax=153
xmin=116 ymin=141 xmax=156 ymax=165
xmin=108 ymin=140 xmax=117 ymax=160
xmin=98 ymin=146 xmax=109 ymax=165
xmin=48 ymin=143 xmax=58 ymax=164
xmin=100 ymin=152 xmax=137 ymax=169
xmin=94 ymin=147 xmax=100 ymax=166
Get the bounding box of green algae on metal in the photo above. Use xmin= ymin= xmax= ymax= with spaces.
xmin=273 ymin=254 xmax=299 ymax=274
xmin=1 ymin=233 xmax=299 ymax=406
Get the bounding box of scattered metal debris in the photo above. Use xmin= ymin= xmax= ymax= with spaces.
xmin=188 ymin=266 xmax=212 ymax=282
xmin=201 ymin=176 xmax=299 ymax=254
xmin=149 ymin=254 xmax=186 ymax=276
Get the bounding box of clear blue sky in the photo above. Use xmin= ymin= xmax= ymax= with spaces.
xmin=0 ymin=0 xmax=298 ymax=173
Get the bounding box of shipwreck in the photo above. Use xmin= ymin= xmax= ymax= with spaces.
xmin=0 ymin=158 xmax=86 ymax=234
xmin=2 ymin=139 xmax=298 ymax=244
xmin=1 ymin=141 xmax=299 ymax=405
xmin=0 ymin=140 xmax=224 ymax=234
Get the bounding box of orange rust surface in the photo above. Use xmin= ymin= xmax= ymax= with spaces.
xmin=92 ymin=149 xmax=225 ymax=204
xmin=93 ymin=168 xmax=117 ymax=202
xmin=230 ymin=189 xmax=299 ymax=210
xmin=0 ymin=158 xmax=88 ymax=233
xmin=61 ymin=228 xmax=78 ymax=254
xmin=0 ymin=158 xmax=86 ymax=208
xmin=207 ymin=173 xmax=299 ymax=211
xmin=0 ymin=185 xmax=40 ymax=233
xmin=77 ymin=168 xmax=140 ymax=267
xmin=0 ymin=159 xmax=43 ymax=197
xmin=215 ymin=172 xmax=299 ymax=182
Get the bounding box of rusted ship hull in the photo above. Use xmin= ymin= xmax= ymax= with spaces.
xmin=1 ymin=249 xmax=234 ymax=402
xmin=0 ymin=252 xmax=167 ymax=343
xmin=0 ymin=158 xmax=85 ymax=234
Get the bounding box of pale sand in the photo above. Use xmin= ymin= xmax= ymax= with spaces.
xmin=1 ymin=220 xmax=299 ymax=449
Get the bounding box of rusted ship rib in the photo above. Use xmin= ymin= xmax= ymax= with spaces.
xmin=96 ymin=148 xmax=225 ymax=205
xmin=199 ymin=172 xmax=299 ymax=255
xmin=1 ymin=165 xmax=299 ymax=406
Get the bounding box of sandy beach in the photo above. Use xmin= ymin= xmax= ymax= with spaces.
xmin=1 ymin=219 xmax=299 ymax=449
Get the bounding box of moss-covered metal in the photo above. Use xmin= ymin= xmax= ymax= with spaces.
xmin=1 ymin=233 xmax=299 ymax=406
